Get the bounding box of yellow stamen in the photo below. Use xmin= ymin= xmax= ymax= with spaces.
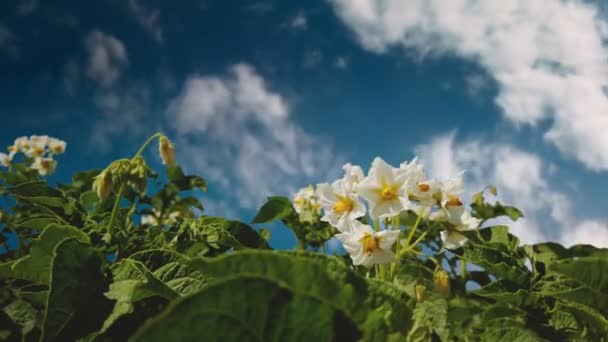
xmin=445 ymin=195 xmax=462 ymax=207
xmin=380 ymin=186 xmax=397 ymax=200
xmin=360 ymin=233 xmax=381 ymax=255
xmin=418 ymin=183 xmax=430 ymax=192
xmin=333 ymin=196 xmax=354 ymax=214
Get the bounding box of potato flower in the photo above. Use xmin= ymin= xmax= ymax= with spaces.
xmin=292 ymin=185 xmax=321 ymax=215
xmin=335 ymin=220 xmax=400 ymax=268
xmin=13 ymin=136 xmax=30 ymax=152
xmin=31 ymin=157 xmax=57 ymax=176
xmin=316 ymin=179 xmax=366 ymax=232
xmin=48 ymin=138 xmax=67 ymax=154
xmin=356 ymin=157 xmax=412 ymax=219
xmin=438 ymin=173 xmax=465 ymax=207
xmin=438 ymin=204 xmax=480 ymax=249
xmin=342 ymin=163 xmax=364 ymax=189
xmin=0 ymin=153 xmax=11 ymax=167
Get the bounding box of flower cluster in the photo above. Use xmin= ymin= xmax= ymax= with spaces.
xmin=296 ymin=157 xmax=480 ymax=268
xmin=0 ymin=135 xmax=66 ymax=175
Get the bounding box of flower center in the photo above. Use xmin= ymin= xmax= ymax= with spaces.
xmin=360 ymin=233 xmax=380 ymax=255
xmin=51 ymin=146 xmax=63 ymax=153
xmin=418 ymin=183 xmax=430 ymax=192
xmin=381 ymin=186 xmax=397 ymax=200
xmin=445 ymin=195 xmax=462 ymax=207
xmin=33 ymin=146 xmax=44 ymax=157
xmin=333 ymin=196 xmax=353 ymax=214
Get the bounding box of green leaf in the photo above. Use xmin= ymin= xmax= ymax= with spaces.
xmin=15 ymin=217 xmax=59 ymax=230
xmin=3 ymin=300 xmax=37 ymax=337
xmin=128 ymin=249 xmax=207 ymax=296
xmin=10 ymin=224 xmax=89 ymax=284
xmin=554 ymin=301 xmax=608 ymax=338
xmin=166 ymin=166 xmax=207 ymax=192
xmin=480 ymin=325 xmax=544 ymax=341
xmin=537 ymin=257 xmax=608 ymax=314
xmin=458 ymin=243 xmax=530 ymax=285
xmin=473 ymin=280 xmax=541 ymax=307
xmin=41 ymin=238 xmax=112 ymax=342
xmin=188 ymin=250 xmax=413 ymax=340
xmin=132 ymin=276 xmax=361 ymax=342
xmin=407 ymin=296 xmax=449 ymax=341
xmin=252 ymin=196 xmax=294 ymax=224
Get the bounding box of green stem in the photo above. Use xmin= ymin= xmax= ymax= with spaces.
xmin=134 ymin=132 xmax=163 ymax=158
xmin=405 ymin=208 xmax=425 ymax=247
xmin=373 ymin=219 xmax=380 ymax=232
xmin=460 ymin=260 xmax=468 ymax=280
xmin=107 ymin=185 xmax=126 ymax=233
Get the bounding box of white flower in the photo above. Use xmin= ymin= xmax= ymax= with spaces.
xmin=398 ymin=157 xmax=426 ymax=184
xmin=342 ymin=163 xmax=364 ymax=189
xmin=336 ymin=220 xmax=400 ymax=268
xmin=31 ymin=157 xmax=56 ymax=176
xmin=29 ymin=135 xmax=49 ymax=145
xmin=26 ymin=139 xmax=46 ymax=158
xmin=317 ymin=179 xmax=366 ymax=232
xmin=142 ymin=209 xmax=181 ymax=225
xmin=7 ymin=145 xmax=17 ymax=159
xmin=0 ymin=153 xmax=11 ymax=167
xmin=293 ymin=185 xmax=320 ymax=214
xmin=356 ymin=157 xmax=411 ymax=219
xmin=439 ymin=173 xmax=465 ymax=207
xmin=48 ymin=138 xmax=67 ymax=155
xmin=438 ymin=205 xmax=481 ymax=249
xmin=14 ymin=136 xmax=30 ymax=152
xmin=409 ymin=179 xmax=442 ymax=207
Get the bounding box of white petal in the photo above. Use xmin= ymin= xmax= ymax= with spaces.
xmin=441 ymin=231 xmax=467 ymax=249
xmin=376 ymin=230 xmax=400 ymax=251
xmin=369 ymin=157 xmax=395 ymax=183
xmin=370 ymin=249 xmax=396 ymax=264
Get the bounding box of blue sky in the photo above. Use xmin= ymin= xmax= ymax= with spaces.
xmin=2 ymin=0 xmax=608 ymax=249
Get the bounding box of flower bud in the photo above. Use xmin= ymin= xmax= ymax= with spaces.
xmin=129 ymin=156 xmax=148 ymax=194
xmin=415 ymin=284 xmax=427 ymax=303
xmin=93 ymin=170 xmax=113 ymax=200
xmin=434 ymin=269 xmax=451 ymax=297
xmin=159 ymin=136 xmax=176 ymax=166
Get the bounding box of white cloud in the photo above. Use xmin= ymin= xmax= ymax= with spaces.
xmin=168 ymin=63 xmax=340 ymax=210
xmin=415 ymin=132 xmax=608 ymax=247
xmin=128 ymin=0 xmax=163 ymax=43
xmin=290 ymin=12 xmax=308 ymax=30
xmin=562 ymin=220 xmax=608 ymax=247
xmin=85 ymin=31 xmax=128 ymax=88
xmin=330 ymin=0 xmax=608 ymax=171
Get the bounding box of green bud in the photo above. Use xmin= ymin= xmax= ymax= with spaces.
xmin=159 ymin=136 xmax=176 ymax=166
xmin=93 ymin=170 xmax=113 ymax=200
xmin=434 ymin=269 xmax=451 ymax=298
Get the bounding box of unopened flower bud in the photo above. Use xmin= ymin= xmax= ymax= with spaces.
xmin=415 ymin=284 xmax=427 ymax=303
xmin=159 ymin=136 xmax=176 ymax=166
xmin=434 ymin=269 xmax=451 ymax=297
xmin=93 ymin=170 xmax=113 ymax=200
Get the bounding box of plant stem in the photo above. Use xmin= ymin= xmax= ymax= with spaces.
xmin=134 ymin=132 xmax=163 ymax=158
xmin=107 ymin=184 xmax=126 ymax=233
xmin=405 ymin=208 xmax=425 ymax=247
xmin=460 ymin=260 xmax=468 ymax=280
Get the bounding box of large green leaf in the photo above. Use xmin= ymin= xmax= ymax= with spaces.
xmin=536 ymin=257 xmax=608 ymax=315
xmin=458 ymin=243 xmax=530 ymax=285
xmin=128 ymin=249 xmax=207 ymax=296
xmin=90 ymin=253 xmax=203 ymax=340
xmin=132 ymin=276 xmax=361 ymax=342
xmin=188 ymin=250 xmax=412 ymax=340
xmin=252 ymin=196 xmax=294 ymax=224
xmin=407 ymin=296 xmax=449 ymax=341
xmin=41 ymin=238 xmax=112 ymax=342
xmin=10 ymin=224 xmax=89 ymax=284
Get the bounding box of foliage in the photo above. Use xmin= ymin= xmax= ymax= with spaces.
xmin=0 ymin=134 xmax=606 ymax=341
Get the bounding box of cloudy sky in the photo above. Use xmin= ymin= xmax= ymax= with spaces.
xmin=2 ymin=0 xmax=608 ymax=249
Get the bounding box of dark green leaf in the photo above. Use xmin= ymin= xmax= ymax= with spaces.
xmin=252 ymin=196 xmax=294 ymax=224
